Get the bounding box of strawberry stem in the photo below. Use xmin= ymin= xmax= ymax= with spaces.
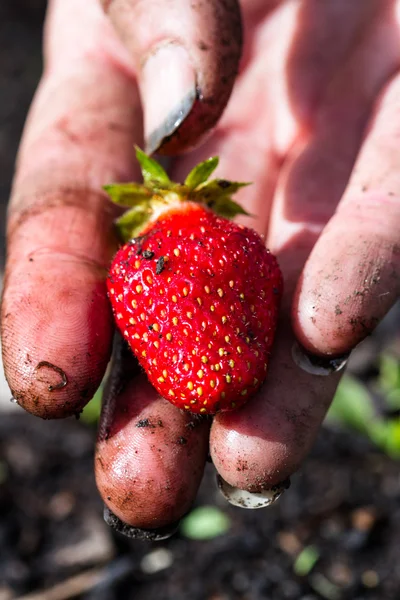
xmin=103 ymin=148 xmax=252 ymax=242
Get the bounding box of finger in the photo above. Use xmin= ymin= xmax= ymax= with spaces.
xmin=1 ymin=0 xmax=142 ymax=418
xmin=294 ymin=73 xmax=400 ymax=357
xmin=171 ymin=0 xmax=384 ymax=235
xmin=95 ymin=338 xmax=210 ymax=530
xmin=211 ymin=5 xmax=400 ymax=492
xmin=100 ymin=0 xmax=242 ymax=155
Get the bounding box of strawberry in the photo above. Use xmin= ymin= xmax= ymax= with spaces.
xmin=104 ymin=149 xmax=282 ymax=414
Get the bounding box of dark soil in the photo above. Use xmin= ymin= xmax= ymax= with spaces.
xmin=1 ymin=412 xmax=400 ymax=600
xmin=1 ymin=3 xmax=400 ymax=600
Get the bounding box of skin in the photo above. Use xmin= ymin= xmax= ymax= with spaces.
xmin=2 ymin=0 xmax=400 ymax=528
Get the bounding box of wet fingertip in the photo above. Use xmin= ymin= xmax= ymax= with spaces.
xmin=103 ymin=505 xmax=180 ymax=541
xmin=217 ymin=475 xmax=291 ymax=509
xmin=291 ymin=341 xmax=350 ymax=376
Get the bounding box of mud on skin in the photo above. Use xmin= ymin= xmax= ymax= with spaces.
xmin=102 ymin=0 xmax=243 ymax=154
xmin=95 ymin=375 xmax=210 ymax=529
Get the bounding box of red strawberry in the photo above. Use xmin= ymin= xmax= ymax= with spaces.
xmin=105 ymin=149 xmax=282 ymax=414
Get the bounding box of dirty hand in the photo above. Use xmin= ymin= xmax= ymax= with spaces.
xmin=2 ymin=0 xmax=400 ymax=536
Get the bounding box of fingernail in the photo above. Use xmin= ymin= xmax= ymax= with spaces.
xmin=292 ymin=341 xmax=349 ymax=376
xmin=141 ymin=43 xmax=197 ymax=155
xmin=103 ymin=506 xmax=180 ymax=541
xmin=217 ymin=475 xmax=290 ymax=509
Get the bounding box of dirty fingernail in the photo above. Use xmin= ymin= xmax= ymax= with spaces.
xmin=103 ymin=506 xmax=180 ymax=541
xmin=292 ymin=341 xmax=349 ymax=376
xmin=217 ymin=475 xmax=290 ymax=509
xmin=142 ymin=44 xmax=197 ymax=155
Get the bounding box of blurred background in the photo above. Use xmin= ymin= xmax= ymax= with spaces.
xmin=1 ymin=2 xmax=400 ymax=599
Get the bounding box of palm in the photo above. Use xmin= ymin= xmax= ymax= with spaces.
xmin=4 ymin=0 xmax=400 ymax=532
xmin=173 ymin=0 xmax=400 ymax=492
xmin=178 ymin=0 xmax=397 ymax=252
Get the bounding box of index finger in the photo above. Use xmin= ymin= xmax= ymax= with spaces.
xmin=1 ymin=0 xmax=142 ymax=418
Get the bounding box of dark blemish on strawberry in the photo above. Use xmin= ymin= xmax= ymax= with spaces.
xmin=156 ymin=256 xmax=165 ymax=274
xmin=35 ymin=361 xmax=68 ymax=391
xmin=273 ymin=287 xmax=280 ymax=295
xmin=29 ymin=257 xmax=33 ymax=262
xmin=177 ymin=437 xmax=187 ymax=445
xmin=142 ymin=250 xmax=154 ymax=259
xmin=131 ymin=234 xmax=147 ymax=255
xmin=136 ymin=418 xmax=155 ymax=428
xmin=148 ymin=324 xmax=154 ymax=331
xmin=158 ymin=420 xmax=163 ymax=427
xmin=335 ymin=305 xmax=343 ymax=315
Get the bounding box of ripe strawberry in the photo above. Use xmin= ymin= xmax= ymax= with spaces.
xmin=105 ymin=149 xmax=282 ymax=414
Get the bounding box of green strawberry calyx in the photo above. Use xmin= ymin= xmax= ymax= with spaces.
xmin=103 ymin=147 xmax=251 ymax=242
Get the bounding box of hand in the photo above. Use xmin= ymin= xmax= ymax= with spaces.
xmin=2 ymin=0 xmax=400 ymax=536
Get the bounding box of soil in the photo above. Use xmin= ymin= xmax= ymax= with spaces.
xmin=1 ymin=412 xmax=400 ymax=600
xmin=1 ymin=3 xmax=400 ymax=600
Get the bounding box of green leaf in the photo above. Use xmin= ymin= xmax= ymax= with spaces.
xmin=103 ymin=183 xmax=152 ymax=207
xmin=135 ymin=147 xmax=171 ymax=186
xmin=326 ymin=375 xmax=375 ymax=435
xmin=309 ymin=574 xmax=340 ymax=600
xmin=80 ymin=385 xmax=103 ymax=424
xmin=369 ymin=418 xmax=400 ymax=459
xmin=384 ymin=418 xmax=400 ymax=458
xmin=196 ymin=179 xmax=251 ymax=197
xmin=184 ymin=157 xmax=219 ymax=189
xmin=294 ymin=545 xmax=320 ymax=576
xmin=326 ymin=374 xmax=400 ymax=460
xmin=115 ymin=204 xmax=152 ymax=241
xmin=386 ymin=388 xmax=400 ymax=410
xmin=380 ymin=353 xmax=400 ymax=393
xmin=190 ymin=179 xmax=252 ymax=219
xmin=212 ymin=197 xmax=251 ymax=219
xmin=180 ymin=506 xmax=230 ymax=540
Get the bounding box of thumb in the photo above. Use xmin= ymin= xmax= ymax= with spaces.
xmin=100 ymin=0 xmax=242 ymax=155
